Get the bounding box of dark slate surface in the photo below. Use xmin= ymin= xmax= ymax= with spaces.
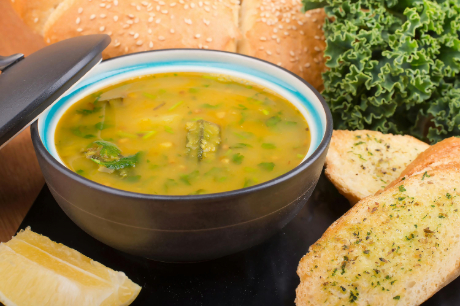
xmin=15 ymin=174 xmax=460 ymax=305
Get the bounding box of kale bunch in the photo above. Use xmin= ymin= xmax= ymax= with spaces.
xmin=304 ymin=0 xmax=460 ymax=143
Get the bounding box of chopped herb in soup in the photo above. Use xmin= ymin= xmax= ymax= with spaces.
xmin=55 ymin=72 xmax=311 ymax=195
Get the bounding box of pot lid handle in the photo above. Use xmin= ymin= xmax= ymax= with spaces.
xmin=0 ymin=54 xmax=24 ymax=72
xmin=0 ymin=34 xmax=111 ymax=149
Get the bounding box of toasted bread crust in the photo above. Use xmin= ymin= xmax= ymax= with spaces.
xmin=382 ymin=137 xmax=460 ymax=192
xmin=325 ymin=130 xmax=429 ymax=205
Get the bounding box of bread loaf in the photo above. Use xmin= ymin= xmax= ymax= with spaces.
xmin=325 ymin=130 xmax=429 ymax=205
xmin=43 ymin=0 xmax=241 ymax=59
xmin=9 ymin=0 xmax=327 ymax=90
xmin=9 ymin=0 xmax=64 ymax=35
xmin=239 ymin=1 xmax=327 ymax=90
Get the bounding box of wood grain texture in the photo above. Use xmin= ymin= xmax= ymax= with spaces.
xmin=0 ymin=0 xmax=46 ymax=242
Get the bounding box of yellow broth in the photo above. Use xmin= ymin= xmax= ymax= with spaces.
xmin=55 ymin=72 xmax=311 ymax=195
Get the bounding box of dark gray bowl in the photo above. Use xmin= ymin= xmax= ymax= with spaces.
xmin=31 ymin=49 xmax=332 ymax=262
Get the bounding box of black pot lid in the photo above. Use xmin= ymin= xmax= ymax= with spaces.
xmin=0 ymin=34 xmax=111 ymax=148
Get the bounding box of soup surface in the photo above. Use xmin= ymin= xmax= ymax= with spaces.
xmin=55 ymin=72 xmax=311 ymax=195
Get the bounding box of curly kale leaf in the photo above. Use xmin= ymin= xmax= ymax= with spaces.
xmin=304 ymin=0 xmax=460 ymax=143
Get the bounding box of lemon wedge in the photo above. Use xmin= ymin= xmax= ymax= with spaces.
xmin=0 ymin=227 xmax=141 ymax=306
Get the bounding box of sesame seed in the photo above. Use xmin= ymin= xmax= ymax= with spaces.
xmin=149 ymin=41 xmax=154 ymax=48
xmin=206 ymin=37 xmax=212 ymax=42
xmin=113 ymin=16 xmax=119 ymax=22
xmin=148 ymin=29 xmax=152 ymax=34
xmin=99 ymin=26 xmax=105 ymax=32
xmin=106 ymin=4 xmax=111 ymax=9
xmin=195 ymin=34 xmax=201 ymax=38
xmin=315 ymin=35 xmax=320 ymax=40
xmin=277 ymin=62 xmax=282 ymax=66
xmin=76 ymin=17 xmax=80 ymax=24
xmin=162 ymin=10 xmax=168 ymax=14
xmin=134 ymin=33 xmax=139 ymax=39
xmin=185 ymin=18 xmax=192 ymax=25
xmin=114 ymin=42 xmax=121 ymax=47
xmin=158 ymin=36 xmax=165 ymax=41
xmin=90 ymin=14 xmax=96 ymax=20
xmin=126 ymin=20 xmax=133 ymax=24
xmin=100 ymin=14 xmax=106 ymax=19
xmin=300 ymin=30 xmax=305 ymax=35
xmin=34 ymin=17 xmax=39 ymax=23
xmin=148 ymin=16 xmax=154 ymax=22
xmin=314 ymin=46 xmax=321 ymax=52
xmin=170 ymin=29 xmax=175 ymax=33
xmin=170 ymin=3 xmax=177 ymax=7
xmin=290 ymin=51 xmax=295 ymax=56
xmin=128 ymin=14 xmax=134 ymax=19
xmin=314 ymin=58 xmax=319 ymax=63
xmin=156 ymin=18 xmax=161 ymax=24
xmin=114 ymin=0 xmax=118 ymax=6
xmin=204 ymin=45 xmax=209 ymax=49
xmin=77 ymin=28 xmax=83 ymax=32
xmin=266 ymin=50 xmax=272 ymax=55
xmin=305 ymin=63 xmax=311 ymax=68
xmin=100 ymin=3 xmax=105 ymax=7
xmin=204 ymin=7 xmax=210 ymax=12
xmin=284 ymin=31 xmax=289 ymax=36
xmin=78 ymin=7 xmax=83 ymax=14
xmin=260 ymin=36 xmax=267 ymax=41
xmin=136 ymin=40 xmax=143 ymax=46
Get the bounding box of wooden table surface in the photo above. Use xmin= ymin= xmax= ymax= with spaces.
xmin=0 ymin=0 xmax=47 ymax=242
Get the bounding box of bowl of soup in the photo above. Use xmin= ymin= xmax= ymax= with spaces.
xmin=31 ymin=49 xmax=332 ymax=262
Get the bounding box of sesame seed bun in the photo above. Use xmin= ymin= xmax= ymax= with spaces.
xmin=42 ymin=0 xmax=241 ymax=59
xmin=10 ymin=0 xmax=328 ymax=90
xmin=9 ymin=0 xmax=65 ymax=35
xmin=238 ymin=1 xmax=327 ymax=91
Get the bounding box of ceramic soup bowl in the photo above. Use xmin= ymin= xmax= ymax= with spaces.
xmin=31 ymin=49 xmax=332 ymax=262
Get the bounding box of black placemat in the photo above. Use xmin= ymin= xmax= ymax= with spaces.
xmin=15 ymin=174 xmax=460 ymax=305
